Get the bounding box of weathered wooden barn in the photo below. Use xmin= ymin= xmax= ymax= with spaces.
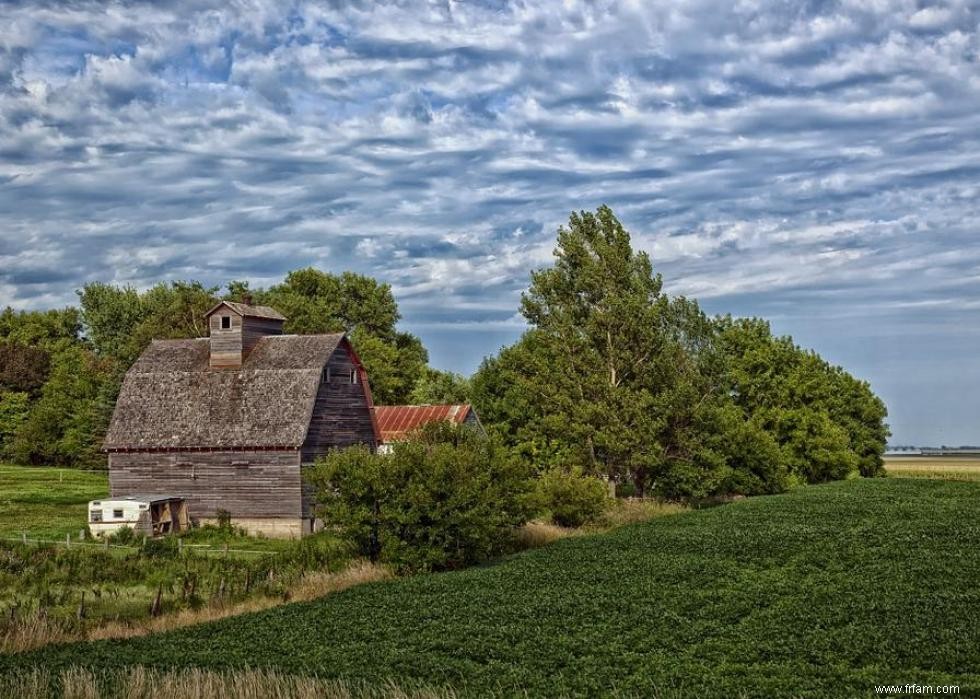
xmin=103 ymin=301 xmax=379 ymax=537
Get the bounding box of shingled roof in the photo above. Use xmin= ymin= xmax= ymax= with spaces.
xmin=373 ymin=404 xmax=476 ymax=443
xmin=205 ymin=300 xmax=286 ymax=321
xmin=104 ymin=333 xmax=344 ymax=451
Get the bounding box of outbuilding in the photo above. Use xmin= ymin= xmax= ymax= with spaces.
xmin=373 ymin=404 xmax=484 ymax=453
xmin=88 ymin=495 xmax=189 ymax=538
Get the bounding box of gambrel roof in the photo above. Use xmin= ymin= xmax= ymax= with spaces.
xmin=104 ymin=333 xmax=344 ymax=451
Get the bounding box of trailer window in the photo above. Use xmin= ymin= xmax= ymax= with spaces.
xmin=113 ymin=509 xmax=124 ymax=519
xmin=91 ymin=510 xmax=103 ymax=522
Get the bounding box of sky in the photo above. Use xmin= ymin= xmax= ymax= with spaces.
xmin=0 ymin=1 xmax=978 ymax=446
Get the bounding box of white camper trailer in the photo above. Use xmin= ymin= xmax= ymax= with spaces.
xmin=88 ymin=495 xmax=189 ymax=538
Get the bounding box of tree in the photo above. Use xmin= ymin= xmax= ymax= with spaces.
xmin=78 ymin=281 xmax=218 ymax=366
xmin=0 ymin=342 xmax=51 ymax=395
xmin=306 ymin=423 xmax=532 ymax=572
xmin=408 ymin=367 xmax=471 ymax=404
xmin=0 ymin=307 xmax=82 ymax=349
xmin=11 ymin=345 xmax=115 ymax=468
xmin=715 ymin=316 xmax=889 ymax=484
xmin=0 ymin=391 xmax=30 ymax=461
xmin=246 ymin=268 xmax=428 ymax=403
xmin=475 ymin=206 xmax=889 ymax=498
xmin=476 ymin=206 xmax=735 ymax=497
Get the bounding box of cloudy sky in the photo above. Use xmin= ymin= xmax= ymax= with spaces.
xmin=1 ymin=1 xmax=978 ymax=445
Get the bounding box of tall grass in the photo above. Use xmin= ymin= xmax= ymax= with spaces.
xmin=1 ymin=560 xmax=390 ymax=654
xmin=0 ymin=666 xmax=457 ymax=699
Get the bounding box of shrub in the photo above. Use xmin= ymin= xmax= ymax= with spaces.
xmin=140 ymin=536 xmax=179 ymax=559
xmin=306 ymin=424 xmax=533 ymax=573
xmin=215 ymin=509 xmax=232 ymax=531
xmin=107 ymin=526 xmax=135 ymax=546
xmin=533 ymin=467 xmax=609 ymax=527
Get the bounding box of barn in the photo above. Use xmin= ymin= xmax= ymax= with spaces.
xmin=373 ymin=404 xmax=484 ymax=452
xmin=103 ymin=300 xmax=379 ymax=538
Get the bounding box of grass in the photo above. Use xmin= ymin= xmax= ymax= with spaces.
xmin=4 ymin=478 xmax=978 ymax=697
xmin=0 ymin=465 xmax=374 ymax=652
xmin=884 ymin=456 xmax=980 ymax=481
xmin=0 ymin=666 xmax=455 ymax=699
xmin=0 ymin=464 xmax=107 ymax=540
xmin=0 ymin=533 xmax=357 ymax=653
xmin=1 ymin=560 xmax=389 ymax=654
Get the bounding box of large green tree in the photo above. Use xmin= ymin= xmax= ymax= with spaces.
xmin=474 ymin=206 xmax=888 ymax=498
xmin=716 ymin=316 xmax=888 ymax=482
xmin=78 ymin=281 xmax=218 ymax=366
xmin=475 ymin=207 xmax=745 ymax=496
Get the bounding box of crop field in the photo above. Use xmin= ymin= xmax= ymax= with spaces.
xmin=4 ymin=478 xmax=978 ymax=698
xmin=884 ymin=456 xmax=980 ymax=481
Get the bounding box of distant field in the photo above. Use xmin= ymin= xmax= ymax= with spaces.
xmin=6 ymin=479 xmax=978 ymax=698
xmin=0 ymin=464 xmax=107 ymax=540
xmin=884 ymin=456 xmax=980 ymax=481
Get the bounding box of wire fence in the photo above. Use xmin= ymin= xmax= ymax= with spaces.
xmin=0 ymin=534 xmax=275 ymax=557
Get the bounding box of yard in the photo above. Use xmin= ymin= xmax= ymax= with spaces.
xmin=0 ymin=464 xmax=375 ymax=652
xmin=0 ymin=464 xmax=107 ymax=540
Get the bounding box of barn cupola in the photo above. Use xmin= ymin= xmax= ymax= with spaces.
xmin=204 ymin=298 xmax=286 ymax=369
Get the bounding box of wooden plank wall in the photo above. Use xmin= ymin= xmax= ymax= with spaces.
xmin=242 ymin=316 xmax=283 ymax=355
xmin=108 ymin=450 xmax=303 ymax=520
xmin=209 ymin=312 xmax=243 ymax=368
xmin=300 ymin=343 xmax=377 ymax=465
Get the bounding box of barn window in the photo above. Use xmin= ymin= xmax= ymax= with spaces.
xmin=221 ymin=316 xmax=231 ymax=329
xmin=349 ymin=369 xmax=358 ymax=384
xmin=323 ymin=366 xmax=331 ymax=383
xmin=113 ymin=509 xmax=124 ymax=519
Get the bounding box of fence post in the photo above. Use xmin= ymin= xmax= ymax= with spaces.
xmin=21 ymin=532 xmax=26 ymax=545
xmin=178 ymin=538 xmax=183 ymax=554
xmin=104 ymin=537 xmax=109 ymax=551
xmin=66 ymin=533 xmax=71 ymax=549
xmin=79 ymin=529 xmax=85 ymax=541
xmin=142 ymin=535 xmax=147 ymax=550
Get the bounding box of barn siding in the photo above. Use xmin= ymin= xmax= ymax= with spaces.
xmin=300 ymin=342 xmax=377 ymax=465
xmin=108 ymin=450 xmax=303 ymax=520
xmin=242 ymin=317 xmax=283 ymax=356
xmin=209 ymin=311 xmax=244 ymax=368
xmin=207 ymin=312 xmax=283 ymax=368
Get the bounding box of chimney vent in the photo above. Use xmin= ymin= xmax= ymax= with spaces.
xmin=242 ymin=293 xmax=253 ymax=306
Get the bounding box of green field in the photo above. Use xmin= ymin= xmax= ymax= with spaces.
xmin=4 ymin=478 xmax=978 ymax=698
xmin=0 ymin=464 xmax=107 ymax=540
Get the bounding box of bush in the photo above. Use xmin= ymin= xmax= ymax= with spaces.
xmin=107 ymin=526 xmax=135 ymax=545
xmin=306 ymin=424 xmax=533 ymax=573
xmin=533 ymin=467 xmax=609 ymax=527
xmin=215 ymin=509 xmax=232 ymax=531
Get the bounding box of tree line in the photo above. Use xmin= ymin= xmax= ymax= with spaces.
xmin=0 ymin=270 xmax=441 ymax=468
xmin=0 ymin=206 xmax=889 ymax=499
xmin=470 ymin=206 xmax=889 ymax=497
